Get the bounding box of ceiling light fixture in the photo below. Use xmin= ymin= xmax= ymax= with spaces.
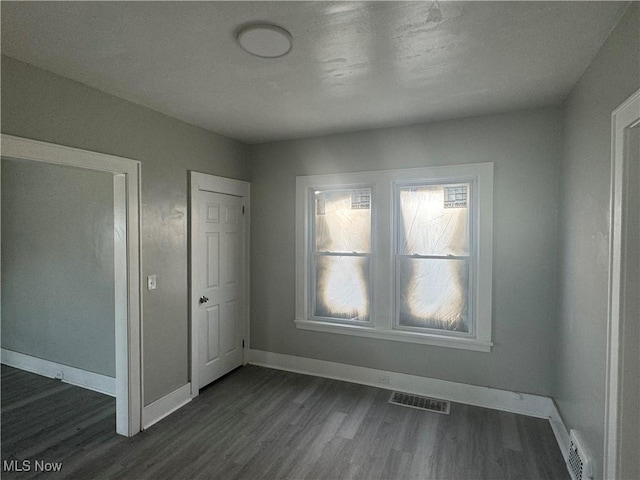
xmin=237 ymin=24 xmax=292 ymax=58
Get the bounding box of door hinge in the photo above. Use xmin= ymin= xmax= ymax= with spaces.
xmin=242 ymin=206 xmax=245 ymax=215
xmin=242 ymin=339 xmax=245 ymax=348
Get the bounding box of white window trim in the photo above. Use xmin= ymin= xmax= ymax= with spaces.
xmin=295 ymin=163 xmax=494 ymax=353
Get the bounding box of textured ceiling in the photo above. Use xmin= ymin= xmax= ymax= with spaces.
xmin=1 ymin=1 xmax=628 ymax=143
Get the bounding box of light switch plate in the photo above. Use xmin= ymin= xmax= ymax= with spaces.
xmin=147 ymin=275 xmax=157 ymax=290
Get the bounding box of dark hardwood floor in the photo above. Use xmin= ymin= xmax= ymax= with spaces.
xmin=1 ymin=364 xmax=568 ymax=480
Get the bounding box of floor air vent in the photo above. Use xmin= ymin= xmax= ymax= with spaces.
xmin=388 ymin=391 xmax=450 ymax=414
xmin=567 ymin=430 xmax=593 ymax=480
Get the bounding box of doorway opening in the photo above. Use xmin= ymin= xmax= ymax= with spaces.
xmin=0 ymin=134 xmax=142 ymax=437
xmin=605 ymin=88 xmax=640 ymax=479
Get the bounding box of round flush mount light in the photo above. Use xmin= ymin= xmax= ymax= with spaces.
xmin=237 ymin=24 xmax=292 ymax=58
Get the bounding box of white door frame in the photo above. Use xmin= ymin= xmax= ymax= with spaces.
xmin=604 ymin=88 xmax=640 ymax=479
xmin=189 ymin=171 xmax=250 ymax=397
xmin=1 ymin=134 xmax=142 ymax=437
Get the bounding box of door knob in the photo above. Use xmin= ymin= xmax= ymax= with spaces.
xmin=199 ymin=296 xmax=209 ymax=304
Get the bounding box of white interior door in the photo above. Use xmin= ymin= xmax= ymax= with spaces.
xmin=195 ymin=190 xmax=245 ymax=389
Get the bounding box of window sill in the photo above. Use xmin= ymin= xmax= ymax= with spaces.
xmin=294 ymin=319 xmax=493 ymax=352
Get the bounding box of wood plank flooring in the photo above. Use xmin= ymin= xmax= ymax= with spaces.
xmin=1 ymin=364 xmax=568 ymax=480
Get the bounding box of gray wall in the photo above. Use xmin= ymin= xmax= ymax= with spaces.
xmin=2 ymin=159 xmax=115 ymax=376
xmin=554 ymin=3 xmax=640 ymax=477
xmin=249 ymin=107 xmax=562 ymax=396
xmin=1 ymin=55 xmax=249 ymax=404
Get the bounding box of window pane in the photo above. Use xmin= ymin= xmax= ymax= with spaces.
xmin=398 ymin=257 xmax=469 ymax=332
xmin=398 ymin=184 xmax=470 ymax=256
xmin=314 ymin=255 xmax=370 ymax=322
xmin=315 ymin=188 xmax=371 ymax=253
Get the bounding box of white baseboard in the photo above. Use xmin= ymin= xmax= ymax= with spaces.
xmin=1 ymin=348 xmax=115 ymax=397
xmin=249 ymin=349 xmax=555 ymax=418
xmin=548 ymin=400 xmax=571 ymax=463
xmin=142 ymin=383 xmax=191 ymax=430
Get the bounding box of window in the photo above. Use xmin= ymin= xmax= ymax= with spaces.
xmin=295 ymin=163 xmax=493 ymax=352
xmin=395 ymin=183 xmax=472 ymax=334
xmin=312 ymin=188 xmax=372 ymax=323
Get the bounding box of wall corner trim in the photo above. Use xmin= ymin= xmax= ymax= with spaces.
xmin=249 ymin=349 xmax=570 ymax=464
xmin=1 ymin=348 xmax=116 ymax=397
xmin=141 ymin=383 xmax=191 ymax=430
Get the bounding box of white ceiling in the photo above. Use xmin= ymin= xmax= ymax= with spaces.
xmin=1 ymin=1 xmax=628 ymax=144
